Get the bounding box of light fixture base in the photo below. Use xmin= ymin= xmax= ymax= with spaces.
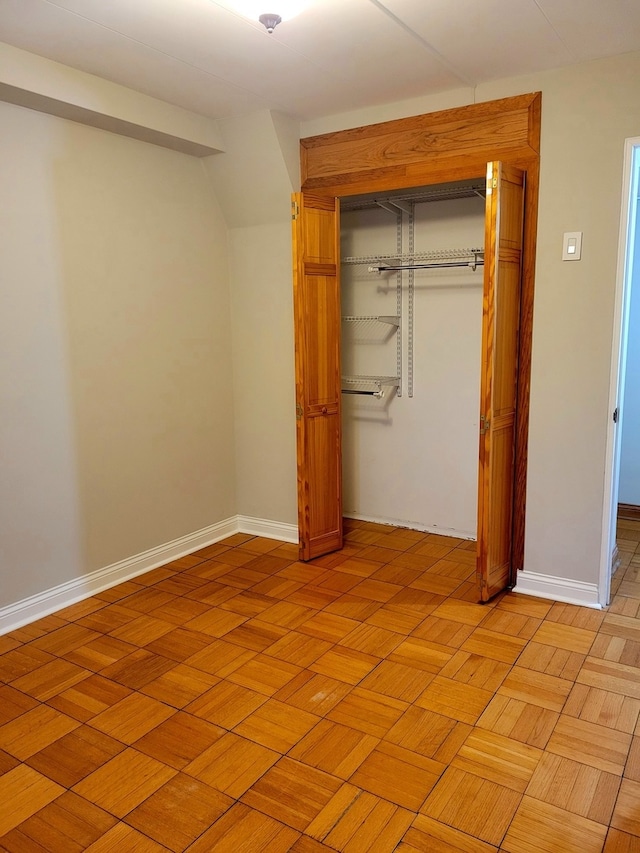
xmin=259 ymin=12 xmax=282 ymax=33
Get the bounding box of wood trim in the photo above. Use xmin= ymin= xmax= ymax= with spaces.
xmin=301 ymin=92 xmax=541 ymax=196
xmin=618 ymin=503 xmax=640 ymax=521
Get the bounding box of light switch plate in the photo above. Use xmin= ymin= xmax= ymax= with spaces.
xmin=563 ymin=231 xmax=582 ymax=261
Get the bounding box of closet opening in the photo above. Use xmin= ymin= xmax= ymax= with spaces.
xmin=339 ymin=179 xmax=487 ymax=544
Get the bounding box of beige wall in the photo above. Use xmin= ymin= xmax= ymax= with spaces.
xmin=0 ymin=100 xmax=235 ymax=608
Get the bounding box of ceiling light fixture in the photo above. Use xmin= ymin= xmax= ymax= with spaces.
xmin=258 ymin=12 xmax=282 ymax=32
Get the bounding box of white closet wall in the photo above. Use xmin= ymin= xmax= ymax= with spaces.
xmin=341 ymin=193 xmax=485 ymax=538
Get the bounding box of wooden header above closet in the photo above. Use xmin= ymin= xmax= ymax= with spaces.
xmin=300 ymin=92 xmax=542 ymax=196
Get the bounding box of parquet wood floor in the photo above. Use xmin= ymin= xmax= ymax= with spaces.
xmin=2 ymin=518 xmax=640 ymax=851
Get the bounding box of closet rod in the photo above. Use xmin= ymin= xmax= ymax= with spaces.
xmin=342 ymin=389 xmax=384 ymax=398
xmin=370 ymin=259 xmax=485 ymax=273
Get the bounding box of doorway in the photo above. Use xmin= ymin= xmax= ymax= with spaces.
xmin=601 ymin=138 xmax=640 ymax=605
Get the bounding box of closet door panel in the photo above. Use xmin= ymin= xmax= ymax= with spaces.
xmin=292 ymin=192 xmax=343 ymax=561
xmin=477 ymin=163 xmax=525 ymax=601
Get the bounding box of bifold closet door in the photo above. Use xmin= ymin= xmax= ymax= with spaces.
xmin=476 ymin=162 xmax=525 ymax=601
xmin=292 ymin=192 xmax=343 ymax=561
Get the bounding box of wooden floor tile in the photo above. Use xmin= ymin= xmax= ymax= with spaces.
xmin=416 ymin=676 xmax=493 ymax=724
xmin=263 ymin=631 xmax=332 ymax=668
xmin=360 ymin=659 xmax=431 ymax=702
xmin=515 ymin=641 xmax=585 ymax=681
xmin=289 ymin=718 xmax=378 ymax=779
xmin=223 ymin=618 xmax=289 ymax=652
xmin=411 ymin=616 xmax=475 ymax=647
xmin=72 ymin=748 xmax=176 ymax=817
xmin=84 ymin=821 xmax=176 ymax=851
xmin=185 ymin=637 xmax=256 ymax=677
xmin=217 ymin=589 xmax=277 ymax=616
xmin=531 ymin=621 xmax=597 ymax=654
xmin=611 ymin=777 xmax=640 ymax=836
xmin=501 ymin=796 xmax=608 ymax=853
xmin=298 ymin=612 xmax=361 ymax=643
xmin=63 ymin=635 xmax=138 ymax=671
xmin=0 ymin=646 xmax=55 ymax=683
xmin=306 ymin=783 xmax=414 ymax=852
xmin=258 ymin=601 xmax=316 ymax=629
xmin=546 ymin=602 xmax=605 ymax=632
xmin=350 ymin=740 xmax=445 ymax=810
xmin=241 ymin=756 xmax=342 ymax=831
xmin=125 ymin=773 xmax=232 ymax=852
xmin=0 ymin=684 xmax=38 ymax=725
xmin=89 ymin=692 xmax=175 ymax=743
xmin=183 ymin=606 xmax=248 ymax=638
xmin=604 ymin=828 xmax=640 ymax=852
xmin=32 ymin=623 xmax=101 ymax=656
xmin=478 ymin=609 xmax=541 ymax=640
xmin=498 ymin=666 xmax=572 ymax=712
xmin=100 ymin=648 xmax=176 ymax=690
xmin=431 ymin=601 xmax=487 ymax=627
xmin=274 ymin=671 xmax=352 ymax=715
xmin=563 ymin=683 xmax=640 ymax=733
xmin=185 ymin=732 xmax=278 ymax=797
xmin=422 ymin=766 xmax=522 ymax=846
xmin=308 ymin=645 xmax=380 ymax=684
xmin=185 ymin=802 xmax=300 ymax=852
xmin=338 ymin=623 xmax=404 ymax=656
xmin=578 ymin=656 xmax=640 ymax=700
xmin=109 ymin=614 xmax=174 ymax=647
xmin=47 ymin=674 xmax=131 ymax=722
xmin=0 ymin=704 xmax=80 ymax=759
xmin=526 ymin=752 xmax=620 ymax=824
xmin=496 ymin=594 xmax=552 ymax=620
xmin=140 ymin=662 xmax=218 ymax=708
xmin=0 ymin=790 xmax=115 ymax=853
xmin=10 ymin=658 xmax=88 ymax=702
xmin=476 ymin=695 xmax=559 ymax=749
xmin=186 ymin=680 xmax=267 ymax=727
xmin=133 ymin=710 xmax=224 ymax=770
xmin=546 ymin=714 xmax=632 ymax=775
xmin=388 ymin=636 xmax=454 ymax=673
xmin=234 ymin=698 xmax=320 ymax=752
xmin=385 ymin=705 xmax=472 ymax=763
xmin=25 ymin=724 xmax=125 ymax=787
xmin=0 ymin=765 xmax=64 ymax=836
xmin=399 ymin=813 xmax=498 ymax=852
xmin=226 ymin=653 xmax=302 ymax=696
xmin=451 ymin=729 xmax=541 ymax=792
xmin=439 ymin=651 xmax=511 ymax=692
xmin=328 ymin=686 xmax=407 ymax=738
xmin=365 ymin=605 xmax=428 ymax=635
xmin=144 ymin=627 xmax=213 ymax=662
xmin=325 ymin=593 xmax=382 ymax=622
xmin=461 ymin=628 xmax=528 ymax=664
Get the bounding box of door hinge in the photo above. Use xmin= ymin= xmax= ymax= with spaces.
xmin=291 ymin=201 xmax=299 ymax=221
xmin=296 ymin=402 xmax=303 ymax=420
xmin=613 ymin=407 xmax=619 ymax=424
xmin=480 ymin=415 xmax=490 ymax=435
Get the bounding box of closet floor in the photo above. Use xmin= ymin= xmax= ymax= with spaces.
xmin=1 ymin=519 xmax=640 ymax=852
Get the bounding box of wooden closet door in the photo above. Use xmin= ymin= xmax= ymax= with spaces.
xmin=292 ymin=192 xmax=343 ymax=561
xmin=476 ymin=162 xmax=525 ymax=601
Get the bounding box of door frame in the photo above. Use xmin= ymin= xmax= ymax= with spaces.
xmin=599 ymin=137 xmax=640 ymax=606
xmin=299 ymin=93 xmax=541 ymax=577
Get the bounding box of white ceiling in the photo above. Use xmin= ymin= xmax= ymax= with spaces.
xmin=1 ymin=0 xmax=639 ymax=122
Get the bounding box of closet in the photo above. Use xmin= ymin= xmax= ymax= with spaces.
xmin=292 ymin=93 xmax=541 ymax=602
xmin=340 ymin=181 xmax=486 ymax=540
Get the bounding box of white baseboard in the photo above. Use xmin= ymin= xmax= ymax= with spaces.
xmin=0 ymin=515 xmax=299 ymax=636
xmin=514 ymin=570 xmax=602 ymax=609
xmin=238 ymin=515 xmax=298 ymax=543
